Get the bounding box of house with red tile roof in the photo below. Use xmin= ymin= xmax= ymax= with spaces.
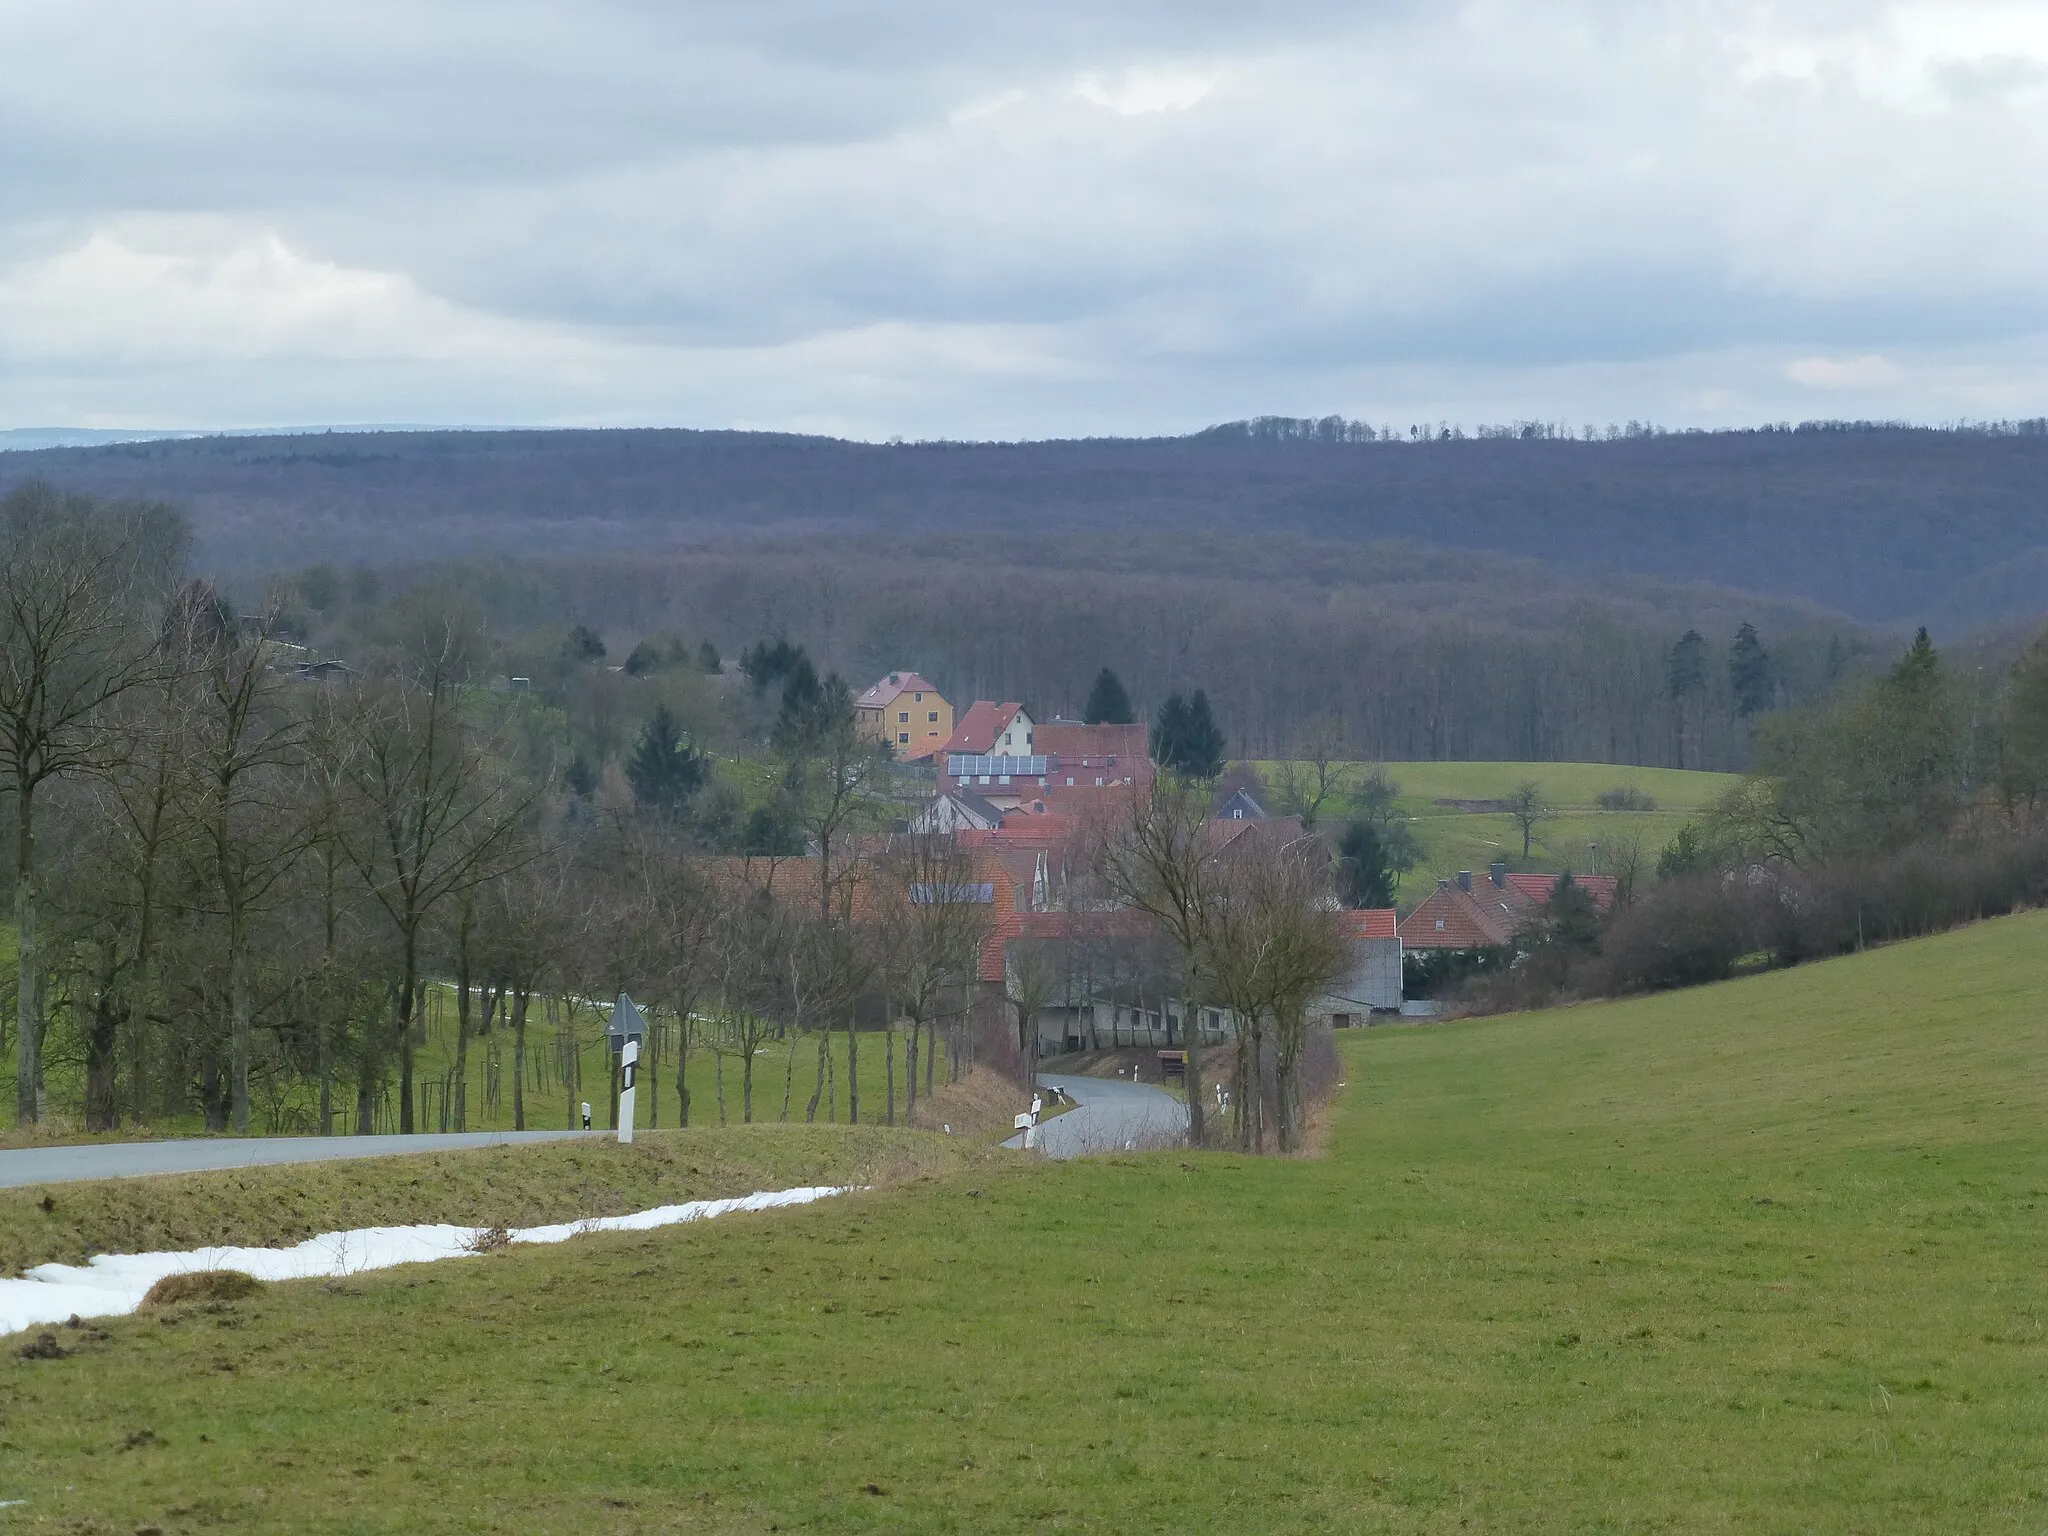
xmin=1399 ymin=863 xmax=1618 ymax=951
xmin=856 ymin=671 xmax=952 ymax=759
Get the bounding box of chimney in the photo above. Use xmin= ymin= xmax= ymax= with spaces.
xmin=1437 ymin=877 xmax=1451 ymax=890
xmin=1457 ymin=870 xmax=1472 ymax=892
xmin=1491 ymin=862 xmax=1508 ymax=888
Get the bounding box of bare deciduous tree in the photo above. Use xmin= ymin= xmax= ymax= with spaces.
xmin=1095 ymin=776 xmax=1221 ymax=1147
xmin=0 ymin=483 xmax=187 ymax=1122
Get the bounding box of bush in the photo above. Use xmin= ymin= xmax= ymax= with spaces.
xmin=1599 ymin=786 xmax=1656 ymax=812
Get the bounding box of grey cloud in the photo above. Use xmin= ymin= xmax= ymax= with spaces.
xmin=0 ymin=1 xmax=2044 ymax=436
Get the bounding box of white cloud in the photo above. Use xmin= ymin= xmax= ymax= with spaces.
xmin=1071 ymin=64 xmax=1218 ymax=114
xmin=1786 ymin=353 xmax=1905 ymax=389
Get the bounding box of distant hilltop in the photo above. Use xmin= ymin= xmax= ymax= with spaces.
xmin=1 ymin=419 xmax=2044 ymax=632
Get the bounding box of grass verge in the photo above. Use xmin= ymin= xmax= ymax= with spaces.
xmin=0 ymin=1124 xmax=1003 ymax=1275
xmin=7 ymin=911 xmax=2048 ymax=1530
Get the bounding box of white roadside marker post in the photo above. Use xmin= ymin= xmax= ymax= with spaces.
xmin=618 ymin=1038 xmax=639 ymax=1145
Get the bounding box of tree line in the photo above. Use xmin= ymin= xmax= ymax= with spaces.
xmin=1450 ymin=624 xmax=2048 ymax=1008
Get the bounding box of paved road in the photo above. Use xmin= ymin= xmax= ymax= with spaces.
xmin=0 ymin=1130 xmax=604 ymax=1189
xmin=1004 ymin=1073 xmax=1187 ymax=1159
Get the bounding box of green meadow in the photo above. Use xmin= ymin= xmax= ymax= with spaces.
xmin=6 ymin=910 xmax=2047 ymax=1530
xmin=1254 ymin=758 xmax=1738 ymax=887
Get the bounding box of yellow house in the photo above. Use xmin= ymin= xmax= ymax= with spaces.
xmin=855 ymin=671 xmax=953 ymax=758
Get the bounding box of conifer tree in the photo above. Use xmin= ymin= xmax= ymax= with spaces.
xmin=1083 ymin=667 xmax=1134 ymax=725
xmin=625 ymin=705 xmax=707 ymax=815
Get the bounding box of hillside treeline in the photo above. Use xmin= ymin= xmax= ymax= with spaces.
xmin=275 ymin=535 xmax=1876 ymax=771
xmin=1467 ymin=625 xmax=2048 ymax=1006
xmin=4 ymin=420 xmax=2046 ymax=628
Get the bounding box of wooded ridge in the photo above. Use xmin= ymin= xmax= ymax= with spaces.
xmin=4 ymin=419 xmax=2045 ymax=629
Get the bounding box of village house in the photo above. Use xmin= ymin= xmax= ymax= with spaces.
xmin=1399 ymin=862 xmax=1618 ymax=952
xmin=855 ymin=671 xmax=953 ymax=758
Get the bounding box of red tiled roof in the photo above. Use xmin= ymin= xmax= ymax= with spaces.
xmin=856 ymin=671 xmax=941 ymax=710
xmin=941 ymin=701 xmax=1025 ymax=756
xmin=1035 ymin=721 xmax=1149 ymax=765
xmin=1503 ymin=871 xmax=1619 ymax=913
xmin=1338 ymin=908 xmax=1398 ymax=940
xmin=1399 ymin=882 xmax=1521 ymax=950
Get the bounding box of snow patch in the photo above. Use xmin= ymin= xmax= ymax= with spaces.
xmin=1 ymin=1184 xmax=849 ymax=1337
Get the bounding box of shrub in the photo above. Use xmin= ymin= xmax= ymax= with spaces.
xmin=1599 ymin=785 xmax=1656 ymax=812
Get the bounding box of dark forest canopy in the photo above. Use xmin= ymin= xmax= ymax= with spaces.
xmin=4 ymin=418 xmax=2047 ymax=630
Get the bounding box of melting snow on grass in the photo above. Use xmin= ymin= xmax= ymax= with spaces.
xmin=0 ymin=1185 xmax=850 ymax=1337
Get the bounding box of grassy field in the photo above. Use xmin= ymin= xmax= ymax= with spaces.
xmin=6 ymin=910 xmax=2047 ymax=1530
xmin=1253 ymin=758 xmax=1737 ymax=888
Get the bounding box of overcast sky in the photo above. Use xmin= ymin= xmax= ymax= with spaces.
xmin=2 ymin=1 xmax=2045 ymax=439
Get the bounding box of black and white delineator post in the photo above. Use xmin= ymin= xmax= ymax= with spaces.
xmin=606 ymin=993 xmax=648 ymax=1145
xmin=618 ymin=1037 xmax=639 ymax=1145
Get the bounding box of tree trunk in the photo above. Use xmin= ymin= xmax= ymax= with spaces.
xmin=14 ymin=787 xmax=40 ymax=1125
xmin=229 ymin=919 xmax=252 ymax=1134
xmin=396 ymin=929 xmax=419 ymax=1134
xmin=675 ymin=1001 xmax=693 ymax=1128
xmin=1181 ymin=986 xmax=1207 ymax=1149
xmin=805 ymin=1027 xmax=828 ymax=1123
xmin=512 ymin=988 xmax=529 ymax=1131
xmin=924 ymin=1014 xmax=936 ymax=1099
xmin=846 ymin=1013 xmax=859 ymax=1124
xmin=83 ymin=965 xmax=122 ymax=1134
xmin=742 ymin=1050 xmax=754 ymax=1123
xmin=453 ymin=909 xmax=474 ymax=1132
xmin=884 ymin=1022 xmax=895 ymax=1125
xmin=904 ymin=1019 xmax=919 ymax=1119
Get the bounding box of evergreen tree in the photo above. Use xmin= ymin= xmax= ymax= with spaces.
xmin=562 ymin=624 xmax=606 ymax=664
xmin=697 ymin=639 xmax=722 ymax=674
xmin=1334 ymin=821 xmax=1398 ymax=908
xmin=1152 ymin=689 xmax=1225 ymax=779
xmin=771 ymin=655 xmax=832 ymax=750
xmin=1150 ymin=694 xmax=1189 ymax=768
xmin=1729 ymin=622 xmax=1771 ymax=718
xmin=740 ymin=637 xmax=804 ymax=695
xmin=1529 ymin=870 xmax=1602 ymax=954
xmin=625 ymin=705 xmax=708 ymax=815
xmin=1082 ymin=667 xmax=1134 ymax=725
xmin=564 ymin=754 xmax=598 ymax=799
xmin=623 ymin=639 xmax=663 ymax=677
xmin=1667 ymin=629 xmax=1706 ymax=699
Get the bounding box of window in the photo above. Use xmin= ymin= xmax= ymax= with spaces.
xmin=928 ymin=711 xmax=938 ymax=723
xmin=899 ymin=711 xmax=909 ymax=723
xmin=978 ymin=775 xmax=991 ymax=785
xmin=1065 ymin=776 xmax=1074 ymax=786
xmin=1435 ymin=918 xmax=1446 ymax=931
xmin=914 ymin=692 xmax=922 ymax=701
xmin=1094 ymin=776 xmax=1104 ymax=786
xmin=998 ymin=774 xmax=1011 ymax=785
xmin=898 ymin=732 xmax=909 ymax=744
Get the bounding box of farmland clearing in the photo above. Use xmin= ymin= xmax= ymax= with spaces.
xmin=4 ymin=909 xmax=2044 ymax=1530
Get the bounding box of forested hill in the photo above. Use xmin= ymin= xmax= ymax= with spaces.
xmin=4 ymin=420 xmax=2044 ymax=629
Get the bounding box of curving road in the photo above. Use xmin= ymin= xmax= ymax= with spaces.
xmin=0 ymin=1130 xmax=602 ymax=1189
xmin=1004 ymin=1073 xmax=1187 ymax=1159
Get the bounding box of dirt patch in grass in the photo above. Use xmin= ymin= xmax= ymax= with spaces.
xmin=0 ymin=1123 xmax=1004 ymax=1275
xmin=906 ymin=1067 xmax=1030 ymax=1142
xmin=139 ymin=1270 xmax=264 ymax=1308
